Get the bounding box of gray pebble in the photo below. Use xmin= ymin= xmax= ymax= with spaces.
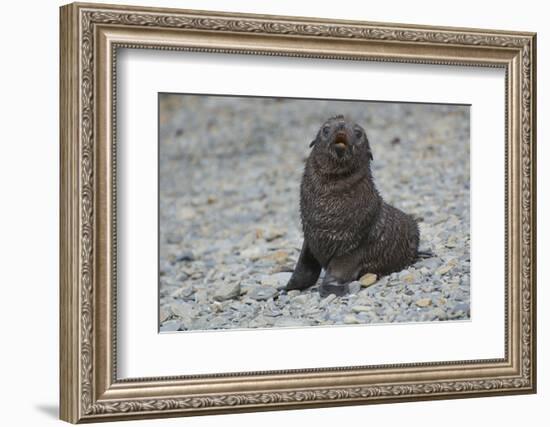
xmin=159 ymin=305 xmax=172 ymax=323
xmin=349 ymin=281 xmax=362 ymax=294
xmin=170 ymin=301 xmax=194 ymax=318
xmin=417 ymin=257 xmax=442 ymax=270
xmin=247 ymin=286 xmax=278 ymax=301
xmin=291 ymin=294 xmax=309 ymax=305
xmin=320 ymin=294 xmax=337 ymax=307
xmin=175 ymin=251 xmax=195 ymax=263
xmin=344 ymin=314 xmax=360 ymax=324
xmin=453 ymin=302 xmax=470 ymax=315
xmin=160 ymin=320 xmax=182 ymax=332
xmin=213 ymin=281 xmax=241 ymax=302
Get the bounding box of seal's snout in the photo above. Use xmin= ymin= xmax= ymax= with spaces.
xmin=333 ymin=131 xmax=349 ymax=157
xmin=334 ymin=130 xmax=348 ymax=144
xmin=334 ymin=131 xmax=348 ymax=146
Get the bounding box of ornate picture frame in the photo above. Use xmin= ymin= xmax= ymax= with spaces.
xmin=60 ymin=2 xmax=536 ymax=423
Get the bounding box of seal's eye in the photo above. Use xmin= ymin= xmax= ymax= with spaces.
xmin=354 ymin=129 xmax=363 ymax=139
xmin=322 ymin=126 xmax=330 ymax=137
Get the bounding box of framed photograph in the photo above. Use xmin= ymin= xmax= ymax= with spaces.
xmin=59 ymin=2 xmax=537 ymax=423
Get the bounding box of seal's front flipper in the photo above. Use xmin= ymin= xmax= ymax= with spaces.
xmin=319 ymin=273 xmax=349 ymax=297
xmin=285 ymin=241 xmax=321 ymax=291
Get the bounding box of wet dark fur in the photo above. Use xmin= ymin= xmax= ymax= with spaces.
xmin=286 ymin=115 xmax=420 ymax=294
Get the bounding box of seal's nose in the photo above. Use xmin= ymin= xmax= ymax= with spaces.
xmin=337 ymin=121 xmax=346 ymax=130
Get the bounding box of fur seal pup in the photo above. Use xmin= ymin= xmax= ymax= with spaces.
xmin=286 ymin=115 xmax=420 ymax=297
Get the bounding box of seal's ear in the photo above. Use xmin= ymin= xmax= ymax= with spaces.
xmin=309 ymin=131 xmax=320 ymax=148
xmin=366 ymin=136 xmax=373 ymax=161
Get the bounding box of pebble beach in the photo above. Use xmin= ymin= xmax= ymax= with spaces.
xmin=158 ymin=94 xmax=470 ymax=332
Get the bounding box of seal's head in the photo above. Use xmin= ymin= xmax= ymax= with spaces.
xmin=309 ymin=115 xmax=373 ymax=175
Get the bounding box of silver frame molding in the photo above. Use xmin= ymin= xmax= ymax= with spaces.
xmin=60 ymin=2 xmax=536 ymax=423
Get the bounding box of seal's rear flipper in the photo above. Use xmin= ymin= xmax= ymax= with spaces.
xmin=417 ymin=250 xmax=435 ymax=260
xmin=319 ymin=274 xmax=349 ymax=298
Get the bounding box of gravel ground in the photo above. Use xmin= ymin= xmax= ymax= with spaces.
xmin=158 ymin=94 xmax=470 ymax=332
